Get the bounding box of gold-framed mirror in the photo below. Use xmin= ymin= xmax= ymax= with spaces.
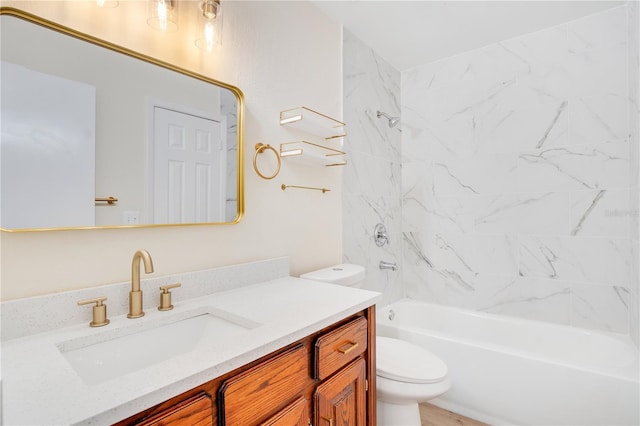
xmin=0 ymin=7 xmax=244 ymax=232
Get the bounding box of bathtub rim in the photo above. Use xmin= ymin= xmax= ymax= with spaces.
xmin=377 ymin=298 xmax=640 ymax=382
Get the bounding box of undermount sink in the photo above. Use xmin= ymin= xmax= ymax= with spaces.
xmin=58 ymin=309 xmax=259 ymax=385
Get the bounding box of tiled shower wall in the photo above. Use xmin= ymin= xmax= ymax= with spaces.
xmin=402 ymin=5 xmax=636 ymax=334
xmin=629 ymin=1 xmax=639 ymax=347
xmin=342 ymin=30 xmax=403 ymax=305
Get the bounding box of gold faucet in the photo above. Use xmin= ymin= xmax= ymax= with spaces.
xmin=128 ymin=249 xmax=154 ymax=319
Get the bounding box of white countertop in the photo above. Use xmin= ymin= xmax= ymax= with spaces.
xmin=1 ymin=276 xmax=381 ymax=425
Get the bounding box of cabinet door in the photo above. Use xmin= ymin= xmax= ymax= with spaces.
xmin=315 ymin=359 xmax=367 ymax=426
xmin=259 ymin=397 xmax=309 ymax=426
xmin=136 ymin=392 xmax=214 ymax=426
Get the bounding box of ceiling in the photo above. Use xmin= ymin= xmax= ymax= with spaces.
xmin=311 ymin=1 xmax=625 ymax=71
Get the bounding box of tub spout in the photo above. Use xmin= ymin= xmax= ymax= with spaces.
xmin=379 ymin=261 xmax=398 ymax=271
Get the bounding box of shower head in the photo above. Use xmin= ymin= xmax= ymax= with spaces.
xmin=377 ymin=110 xmax=400 ymax=129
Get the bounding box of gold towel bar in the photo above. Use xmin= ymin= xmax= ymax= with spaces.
xmin=95 ymin=196 xmax=118 ymax=205
xmin=281 ymin=184 xmax=330 ymax=194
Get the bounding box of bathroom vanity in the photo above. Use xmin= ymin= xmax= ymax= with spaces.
xmin=0 ymin=258 xmax=381 ymax=425
xmin=117 ymin=309 xmax=373 ymax=425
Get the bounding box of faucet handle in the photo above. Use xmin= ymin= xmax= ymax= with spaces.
xmin=78 ymin=296 xmax=110 ymax=327
xmin=374 ymin=223 xmax=389 ymax=247
xmin=158 ymin=283 xmax=181 ymax=311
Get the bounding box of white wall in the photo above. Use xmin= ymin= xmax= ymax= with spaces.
xmin=402 ymin=4 xmax=635 ymax=334
xmin=0 ymin=0 xmax=344 ymax=300
xmin=1 ymin=62 xmax=97 ymax=229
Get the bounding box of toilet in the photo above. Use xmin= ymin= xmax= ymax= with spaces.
xmin=300 ymin=264 xmax=451 ymax=426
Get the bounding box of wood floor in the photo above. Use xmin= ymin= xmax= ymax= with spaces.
xmin=419 ymin=403 xmax=489 ymax=426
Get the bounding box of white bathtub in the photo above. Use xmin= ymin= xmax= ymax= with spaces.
xmin=376 ymin=300 xmax=640 ymax=426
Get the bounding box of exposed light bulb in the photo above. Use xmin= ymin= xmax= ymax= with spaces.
xmin=157 ymin=0 xmax=169 ymax=31
xmin=148 ymin=0 xmax=178 ymax=32
xmin=204 ymin=21 xmax=215 ymax=51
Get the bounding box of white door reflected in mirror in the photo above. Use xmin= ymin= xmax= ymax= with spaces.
xmin=151 ymin=106 xmax=226 ymax=224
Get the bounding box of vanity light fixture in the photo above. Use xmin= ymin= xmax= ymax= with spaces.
xmin=148 ymin=0 xmax=179 ymax=32
xmin=195 ymin=0 xmax=222 ymax=51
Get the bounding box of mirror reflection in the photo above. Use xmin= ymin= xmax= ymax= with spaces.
xmin=0 ymin=10 xmax=244 ymax=231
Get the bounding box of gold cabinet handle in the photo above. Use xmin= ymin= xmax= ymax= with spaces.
xmin=78 ymin=296 xmax=110 ymax=327
xmin=321 ymin=416 xmax=333 ymax=426
xmin=337 ymin=341 xmax=359 ymax=354
xmin=158 ymin=283 xmax=181 ymax=311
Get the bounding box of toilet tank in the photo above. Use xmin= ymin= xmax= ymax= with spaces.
xmin=300 ymin=264 xmax=366 ymax=288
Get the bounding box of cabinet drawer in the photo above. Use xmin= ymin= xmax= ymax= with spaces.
xmin=218 ymin=344 xmax=309 ymax=426
xmin=313 ymin=316 xmax=367 ymax=380
xmin=136 ymin=392 xmax=213 ymax=426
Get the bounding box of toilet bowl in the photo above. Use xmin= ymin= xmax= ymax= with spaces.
xmin=300 ymin=264 xmax=451 ymax=426
xmin=376 ymin=336 xmax=451 ymax=425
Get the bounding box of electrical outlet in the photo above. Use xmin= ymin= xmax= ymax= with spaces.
xmin=123 ymin=211 xmax=139 ymax=225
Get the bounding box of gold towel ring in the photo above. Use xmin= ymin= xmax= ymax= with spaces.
xmin=253 ymin=143 xmax=281 ymax=180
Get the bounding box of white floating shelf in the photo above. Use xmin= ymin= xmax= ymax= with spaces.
xmin=280 ymin=107 xmax=346 ymax=140
xmin=280 ymin=141 xmax=347 ymax=167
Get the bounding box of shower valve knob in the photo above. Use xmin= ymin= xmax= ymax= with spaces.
xmin=374 ymin=223 xmax=389 ymax=247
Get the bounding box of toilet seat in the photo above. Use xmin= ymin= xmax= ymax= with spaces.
xmin=376 ymin=336 xmax=448 ymax=384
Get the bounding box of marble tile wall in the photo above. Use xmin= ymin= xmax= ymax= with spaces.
xmin=342 ymin=30 xmax=403 ymax=305
xmin=402 ymin=5 xmax=636 ymax=334
xmin=629 ymin=1 xmax=639 ymax=348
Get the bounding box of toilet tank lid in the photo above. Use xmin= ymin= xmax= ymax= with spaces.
xmin=300 ymin=264 xmax=365 ymax=286
xmin=377 ymin=336 xmax=448 ymax=384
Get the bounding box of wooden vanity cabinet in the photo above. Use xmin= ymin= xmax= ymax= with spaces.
xmin=116 ymin=306 xmax=376 ymax=426
xmin=218 ymin=344 xmax=309 ymax=426
xmin=259 ymin=397 xmax=309 ymax=426
xmin=135 ymin=392 xmax=214 ymax=426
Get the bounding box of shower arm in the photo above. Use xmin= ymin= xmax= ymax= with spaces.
xmin=376 ymin=110 xmax=400 ymax=129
